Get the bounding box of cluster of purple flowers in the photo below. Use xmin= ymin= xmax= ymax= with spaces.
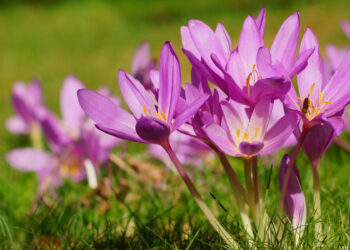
xmin=6 ymin=8 xmax=350 ymax=247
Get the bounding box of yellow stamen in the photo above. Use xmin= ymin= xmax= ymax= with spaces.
xmin=322 ymin=101 xmax=332 ymax=104
xmin=298 ymin=97 xmax=304 ymax=102
xmin=312 ymin=106 xmax=319 ymax=115
xmin=255 ymin=126 xmax=259 ymax=138
xmin=236 ymin=129 xmax=240 ymax=138
xmin=143 ymin=105 xmax=147 ymax=116
xmin=319 ymin=92 xmax=323 ymax=101
xmin=153 ymin=111 xmax=163 ymax=121
xmin=243 ymin=132 xmax=248 ymax=141
xmin=245 ymin=74 xmax=251 ymax=87
xmin=252 ymin=64 xmax=256 ymax=72
xmin=309 ymin=83 xmax=315 ymax=96
xmin=160 ymin=110 xmax=167 ymax=121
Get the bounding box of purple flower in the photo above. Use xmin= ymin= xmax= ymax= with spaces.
xmin=279 ymin=154 xmax=306 ymax=234
xmin=203 ymin=97 xmax=298 ymax=158
xmin=131 ymin=41 xmax=157 ymax=90
xmin=6 ymin=76 xmax=120 ymax=190
xmin=285 ymin=28 xmax=350 ymax=135
xmin=78 ymin=42 xmax=209 ymax=146
xmin=6 ymin=79 xmax=43 ymax=134
xmin=181 ymin=9 xmax=312 ymax=106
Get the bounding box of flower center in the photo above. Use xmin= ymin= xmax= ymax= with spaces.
xmin=298 ymin=83 xmax=332 ymax=121
xmin=235 ymin=126 xmax=260 ymax=145
xmin=245 ymin=64 xmax=262 ymax=97
xmin=143 ymin=105 xmax=167 ymax=121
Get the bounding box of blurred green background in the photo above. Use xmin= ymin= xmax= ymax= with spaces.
xmin=1 ymin=0 xmax=350 ymax=247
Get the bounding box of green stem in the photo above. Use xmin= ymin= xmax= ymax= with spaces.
xmin=29 ymin=123 xmax=43 ymax=150
xmin=216 ymin=150 xmax=254 ymax=238
xmin=312 ymin=163 xmax=322 ymax=236
xmin=162 ymin=141 xmax=238 ymax=248
xmin=243 ymin=158 xmax=254 ymax=208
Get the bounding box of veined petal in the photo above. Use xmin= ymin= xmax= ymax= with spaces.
xmin=271 ymin=12 xmax=300 ymax=70
xmin=215 ymin=22 xmax=232 ymax=56
xmin=297 ymin=28 xmax=323 ymax=100
xmin=226 ymin=49 xmax=246 ymax=87
xmin=158 ymin=42 xmax=181 ymax=122
xmin=247 ymin=97 xmax=273 ymax=139
xmin=118 ymin=70 xmax=155 ymax=118
xmin=202 ymin=123 xmax=237 ymax=156
xmin=78 ymin=89 xmax=137 ymax=130
xmin=96 ymin=123 xmax=145 ymax=143
xmin=255 ymin=7 xmax=266 ymax=38
xmin=181 ymin=26 xmax=201 ymax=59
xmin=172 ymin=94 xmax=209 ymax=131
xmin=60 ymin=75 xmax=85 ymax=135
xmin=262 ymin=112 xmax=298 ymax=154
xmin=221 ymin=100 xmax=245 ymax=140
xmin=188 ymin=19 xmax=228 ymax=75
xmin=131 ymin=41 xmax=150 ymax=75
xmin=322 ymin=51 xmax=350 ymax=117
xmin=237 ymin=15 xmax=264 ymax=74
xmin=6 ymin=148 xmax=54 ymax=172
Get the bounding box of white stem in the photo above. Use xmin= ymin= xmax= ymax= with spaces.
xmin=84 ymin=159 xmax=98 ymax=189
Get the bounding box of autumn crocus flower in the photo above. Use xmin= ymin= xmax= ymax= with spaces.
xmin=279 ymin=154 xmax=306 ymax=242
xmin=131 ymin=41 xmax=157 ymax=90
xmin=203 ymin=98 xmax=298 ymax=158
xmin=78 ymin=42 xmax=237 ymax=247
xmin=181 ymin=9 xmax=312 ymax=106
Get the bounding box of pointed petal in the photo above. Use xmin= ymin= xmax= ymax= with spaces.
xmin=131 ymin=41 xmax=150 ymax=75
xmin=289 ymin=48 xmax=314 ymax=78
xmin=226 ymin=49 xmax=246 ymax=87
xmin=202 ymin=123 xmax=237 ymax=156
xmin=248 ymin=97 xmax=273 ymax=139
xmin=158 ymin=42 xmax=181 ymax=121
xmin=149 ymin=69 xmax=159 ymax=89
xmin=118 ymin=70 xmax=154 ymax=118
xmin=6 ymin=115 xmax=29 ymax=134
xmin=6 ymin=148 xmax=54 ymax=172
xmin=262 ymin=112 xmax=299 ymax=154
xmin=251 ymin=77 xmax=291 ymax=105
xmin=255 ymin=7 xmax=266 ymax=38
xmin=237 ymin=15 xmax=264 ymax=72
xmin=221 ymin=100 xmax=245 ymax=140
xmin=96 ymin=123 xmax=145 ymax=143
xmin=60 ymin=75 xmax=85 ymax=135
xmin=279 ymin=155 xmax=306 ymax=232
xmin=271 ymin=12 xmax=300 ymax=69
xmin=172 ymin=94 xmax=209 ymax=131
xmin=215 ymin=22 xmax=231 ymax=56
xmin=297 ymin=28 xmax=324 ymax=100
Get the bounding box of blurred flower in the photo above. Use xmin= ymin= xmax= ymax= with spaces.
xmin=203 ymin=97 xmax=298 ymax=158
xmin=6 ymin=79 xmax=43 ymax=135
xmin=131 ymin=41 xmax=157 ymax=90
xmin=78 ymin=41 xmax=209 ymax=146
xmin=6 ymin=76 xmax=120 ymax=191
xmin=279 ymin=154 xmax=306 ymax=235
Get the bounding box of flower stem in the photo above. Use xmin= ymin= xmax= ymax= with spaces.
xmin=162 ymin=141 xmax=238 ymax=248
xmin=312 ymin=163 xmax=322 ymax=236
xmin=243 ymin=158 xmax=254 ymax=208
xmin=216 ymin=150 xmax=253 ymax=238
xmin=278 ymin=129 xmax=307 ymax=217
xmin=334 ymin=137 xmax=350 ymax=152
xmin=29 ymin=122 xmax=43 ymax=150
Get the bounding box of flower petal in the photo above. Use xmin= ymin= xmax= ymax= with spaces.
xmin=158 ymin=42 xmax=182 ymax=122
xmin=262 ymin=112 xmax=299 ymax=154
xmin=172 ymin=94 xmax=209 ymax=131
xmin=118 ymin=69 xmax=154 ymax=118
xmin=271 ymin=12 xmax=300 ymax=70
xmin=135 ymin=116 xmax=170 ymax=144
xmin=255 ymin=7 xmax=266 ymax=38
xmin=215 ymin=22 xmax=231 ymax=56
xmin=131 ymin=41 xmax=150 ymax=75
xmin=60 ymin=75 xmax=85 ymax=135
xmin=289 ymin=48 xmax=314 ymax=78
xmin=6 ymin=148 xmax=54 ymax=172
xmin=247 ymin=97 xmax=273 ymax=139
xmin=239 ymin=141 xmax=264 ymax=156
xmin=6 ymin=115 xmax=29 ymax=134
xmin=340 ymin=20 xmax=350 ymax=39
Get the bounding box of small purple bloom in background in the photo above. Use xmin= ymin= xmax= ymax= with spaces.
xmin=279 ymin=154 xmax=306 ymax=239
xmin=6 ymin=79 xmax=43 ymax=135
xmin=203 ymin=97 xmax=298 ymax=158
xmin=78 ymin=41 xmax=209 ymax=146
xmin=6 ymin=76 xmax=120 ymax=191
xmin=131 ymin=41 xmax=157 ymax=90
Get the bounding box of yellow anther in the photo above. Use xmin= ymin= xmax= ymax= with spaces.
xmin=298 ymin=97 xmax=304 ymax=102
xmin=160 ymin=110 xmax=167 ymax=121
xmin=245 ymin=74 xmax=251 ymax=87
xmin=319 ymin=92 xmax=323 ymax=101
xmin=153 ymin=111 xmax=163 ymax=121
xmin=236 ymin=129 xmax=240 ymax=138
xmin=312 ymin=106 xmax=319 ymax=115
xmin=252 ymin=64 xmax=256 ymax=72
xmin=143 ymin=105 xmax=147 ymax=116
xmin=244 ymin=132 xmax=248 ymax=141
xmin=322 ymin=101 xmax=332 ymax=104
xmin=255 ymin=126 xmax=259 ymax=138
xmin=309 ymin=83 xmax=316 ymax=96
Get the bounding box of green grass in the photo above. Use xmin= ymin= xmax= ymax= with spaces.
xmin=1 ymin=0 xmax=350 ymax=248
